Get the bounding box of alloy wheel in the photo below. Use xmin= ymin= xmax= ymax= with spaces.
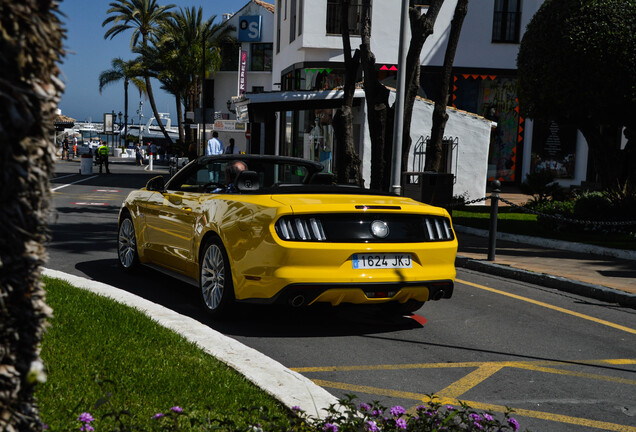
xmin=118 ymin=218 xmax=137 ymax=269
xmin=201 ymin=243 xmax=226 ymax=311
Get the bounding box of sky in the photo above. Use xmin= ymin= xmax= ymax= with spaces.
xmin=57 ymin=0 xmax=235 ymax=125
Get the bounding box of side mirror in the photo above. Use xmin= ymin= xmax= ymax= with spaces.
xmin=146 ymin=176 xmax=165 ymax=192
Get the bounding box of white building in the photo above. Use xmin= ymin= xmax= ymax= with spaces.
xmin=208 ymin=0 xmax=275 ymax=153
xmin=220 ymin=1 xmax=587 ymax=198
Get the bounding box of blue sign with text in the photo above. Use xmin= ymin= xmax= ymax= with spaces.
xmin=238 ymin=16 xmax=262 ymax=42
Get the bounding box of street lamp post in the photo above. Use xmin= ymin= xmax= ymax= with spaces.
xmin=390 ymin=0 xmax=410 ymax=196
xmin=111 ymin=110 xmax=116 ymax=152
xmin=118 ymin=111 xmax=122 ymax=147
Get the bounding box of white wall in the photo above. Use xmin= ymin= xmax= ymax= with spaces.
xmin=275 ymin=0 xmax=544 ymax=76
xmin=423 ymin=0 xmax=543 ymax=69
xmin=215 ymin=71 xmax=272 ymax=115
xmin=216 ymin=1 xmax=275 ymax=115
xmin=385 ymin=91 xmax=492 ymax=201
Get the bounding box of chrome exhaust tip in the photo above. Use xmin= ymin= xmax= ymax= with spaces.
xmin=290 ymin=295 xmax=305 ymax=307
xmin=431 ymin=290 xmax=445 ymax=301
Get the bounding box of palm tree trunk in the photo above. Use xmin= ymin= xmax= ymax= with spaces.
xmin=141 ymin=33 xmax=173 ymax=146
xmin=1 ymin=1 xmax=62 ymax=430
xmin=426 ymin=0 xmax=469 ymax=172
xmin=334 ymin=0 xmax=362 ymax=185
xmin=145 ymin=75 xmax=174 ymax=145
xmin=401 ymin=1 xmax=443 ymax=173
xmin=360 ymin=0 xmax=391 ymax=190
xmin=175 ymin=93 xmax=185 ymax=144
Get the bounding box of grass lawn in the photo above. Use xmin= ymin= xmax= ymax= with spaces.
xmin=36 ymin=277 xmax=290 ymax=431
xmin=451 ymin=206 xmax=636 ymax=251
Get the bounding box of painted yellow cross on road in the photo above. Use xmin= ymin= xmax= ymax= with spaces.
xmin=293 ymin=359 xmax=636 ymax=431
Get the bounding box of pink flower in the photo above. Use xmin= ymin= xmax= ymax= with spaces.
xmin=508 ymin=417 xmax=520 ymax=431
xmin=390 ymin=406 xmax=406 ymax=417
xmin=78 ymin=413 xmax=94 ymax=423
xmin=365 ymin=420 xmax=378 ymax=432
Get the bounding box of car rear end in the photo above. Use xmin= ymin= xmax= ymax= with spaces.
xmin=240 ymin=193 xmax=457 ymax=308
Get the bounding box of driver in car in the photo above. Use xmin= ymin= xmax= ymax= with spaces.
xmin=212 ymin=160 xmax=247 ymax=193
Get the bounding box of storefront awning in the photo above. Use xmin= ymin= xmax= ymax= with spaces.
xmin=234 ymin=89 xmax=366 ymax=120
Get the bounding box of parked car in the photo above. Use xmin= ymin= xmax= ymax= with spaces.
xmin=117 ymin=154 xmax=457 ymax=317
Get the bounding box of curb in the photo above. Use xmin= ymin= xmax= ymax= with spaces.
xmin=455 ymin=257 xmax=636 ymax=309
xmin=453 ymin=225 xmax=636 ymax=308
xmin=42 ymin=268 xmax=338 ymax=418
xmin=454 ymin=225 xmax=636 ymax=261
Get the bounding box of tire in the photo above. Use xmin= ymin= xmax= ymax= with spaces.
xmin=199 ymin=238 xmax=235 ymax=317
xmin=118 ymin=216 xmax=139 ymax=271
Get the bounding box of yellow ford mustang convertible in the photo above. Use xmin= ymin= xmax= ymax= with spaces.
xmin=117 ymin=154 xmax=457 ymax=317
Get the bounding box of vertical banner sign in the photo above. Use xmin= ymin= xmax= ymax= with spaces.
xmin=238 ymin=49 xmax=248 ymax=95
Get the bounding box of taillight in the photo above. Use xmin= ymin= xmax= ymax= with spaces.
xmin=276 ymin=216 xmax=326 ymax=241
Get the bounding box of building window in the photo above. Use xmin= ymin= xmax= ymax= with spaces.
xmin=219 ymin=41 xmax=241 ymax=71
xmin=251 ymin=43 xmax=273 ymax=71
xmin=252 ymin=86 xmax=265 ymax=94
xmin=326 ymin=0 xmax=366 ymax=36
xmin=290 ymin=0 xmax=296 ymax=42
xmin=298 ymin=0 xmax=303 ymax=35
xmin=276 ymin=0 xmax=281 ymax=53
xmin=492 ymin=0 xmax=521 ymax=43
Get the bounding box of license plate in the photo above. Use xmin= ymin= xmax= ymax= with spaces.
xmin=352 ymin=253 xmax=413 ymax=269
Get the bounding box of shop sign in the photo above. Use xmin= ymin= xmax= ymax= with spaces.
xmin=238 ymin=16 xmax=262 ymax=41
xmin=213 ymin=120 xmax=247 ymax=132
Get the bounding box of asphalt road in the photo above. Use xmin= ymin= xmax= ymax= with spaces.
xmin=48 ymin=160 xmax=636 ymax=432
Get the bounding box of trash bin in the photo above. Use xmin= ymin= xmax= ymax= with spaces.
xmin=402 ymin=172 xmax=454 ymax=209
xmin=80 ymin=155 xmax=93 ymax=175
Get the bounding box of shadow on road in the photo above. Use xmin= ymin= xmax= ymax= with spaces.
xmin=50 ymin=171 xmax=169 ymax=190
xmin=72 ymin=258 xmax=424 ymax=338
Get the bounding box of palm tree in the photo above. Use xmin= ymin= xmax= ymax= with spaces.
xmin=0 ymin=0 xmax=64 ymax=430
xmin=138 ymin=7 xmax=234 ymax=147
xmin=98 ymin=57 xmax=147 ymax=147
xmin=102 ymin=0 xmax=176 ymax=145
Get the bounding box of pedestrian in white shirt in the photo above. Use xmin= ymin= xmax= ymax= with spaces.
xmin=206 ymin=131 xmax=223 ymax=155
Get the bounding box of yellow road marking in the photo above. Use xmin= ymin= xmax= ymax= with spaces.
xmin=292 ymin=359 xmax=636 ymax=374
xmin=436 ymin=364 xmax=504 ymax=398
xmin=512 ymin=363 xmax=636 ymax=385
xmin=293 ymin=362 xmax=487 ymax=373
xmin=312 ymin=379 xmax=636 ymax=431
xmin=456 ymin=278 xmax=636 ymax=335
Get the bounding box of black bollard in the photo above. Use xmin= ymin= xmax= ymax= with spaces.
xmin=487 ymin=180 xmax=501 ymax=261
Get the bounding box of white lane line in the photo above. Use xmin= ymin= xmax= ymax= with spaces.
xmin=52 ymin=174 xmax=76 ymax=181
xmin=42 ymin=268 xmax=338 ymax=418
xmin=51 ymin=175 xmax=99 ymax=192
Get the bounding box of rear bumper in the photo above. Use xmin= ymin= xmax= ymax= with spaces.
xmin=240 ymin=279 xmax=454 ymax=307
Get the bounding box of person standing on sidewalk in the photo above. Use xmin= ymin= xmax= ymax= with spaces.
xmin=135 ymin=143 xmax=143 ymax=166
xmin=62 ymin=137 xmax=69 ymax=160
xmin=206 ymin=131 xmax=223 ymax=156
xmin=97 ymin=141 xmax=111 ymax=174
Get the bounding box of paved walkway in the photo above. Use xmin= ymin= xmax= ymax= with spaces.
xmin=453 ymin=187 xmax=636 ymax=307
xmin=455 ymin=228 xmax=636 ymax=307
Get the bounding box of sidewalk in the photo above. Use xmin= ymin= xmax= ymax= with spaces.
xmin=453 ymin=187 xmax=636 ymax=308
xmin=455 ymin=227 xmax=636 ymax=308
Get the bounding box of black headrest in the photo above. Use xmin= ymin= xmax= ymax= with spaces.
xmin=309 ymin=172 xmax=335 ymax=185
xmin=235 ymin=170 xmax=260 ymax=192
